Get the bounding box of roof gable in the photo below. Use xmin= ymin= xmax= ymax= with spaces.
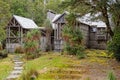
xmin=52 ymin=13 xmax=66 ymax=23
xmin=13 ymin=15 xmax=39 ymax=29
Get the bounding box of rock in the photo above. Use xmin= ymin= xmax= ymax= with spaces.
xmin=14 ymin=67 xmax=23 ymax=70
xmin=10 ymin=70 xmax=22 ymax=75
xmin=6 ymin=75 xmax=20 ymax=80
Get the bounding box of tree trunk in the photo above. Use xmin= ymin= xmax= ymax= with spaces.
xmin=101 ymin=6 xmax=114 ymax=38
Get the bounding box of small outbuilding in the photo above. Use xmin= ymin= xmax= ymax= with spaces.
xmin=47 ymin=10 xmax=108 ymax=51
xmin=6 ymin=15 xmax=43 ymax=53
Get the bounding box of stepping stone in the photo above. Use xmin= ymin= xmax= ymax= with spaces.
xmin=6 ymin=75 xmax=20 ymax=80
xmin=6 ymin=55 xmax=24 ymax=80
xmin=13 ymin=60 xmax=20 ymax=62
xmin=13 ymin=58 xmax=20 ymax=60
xmin=14 ymin=62 xmax=23 ymax=65
xmin=14 ymin=67 xmax=23 ymax=70
xmin=14 ymin=64 xmax=23 ymax=67
xmin=10 ymin=70 xmax=22 ymax=75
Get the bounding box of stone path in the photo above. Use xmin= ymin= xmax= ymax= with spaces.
xmin=5 ymin=55 xmax=24 ymax=80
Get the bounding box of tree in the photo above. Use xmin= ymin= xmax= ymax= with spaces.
xmin=10 ymin=0 xmax=28 ymax=17
xmin=108 ymin=27 xmax=120 ymax=61
xmin=46 ymin=0 xmax=64 ymax=13
xmin=26 ymin=0 xmax=46 ymax=26
xmin=5 ymin=0 xmax=46 ymax=26
xmin=60 ymin=0 xmax=91 ymax=14
xmin=0 ymin=0 xmax=11 ymax=42
xmin=60 ymin=0 xmax=120 ymax=37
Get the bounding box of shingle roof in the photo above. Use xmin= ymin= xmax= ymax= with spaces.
xmin=13 ymin=15 xmax=39 ymax=29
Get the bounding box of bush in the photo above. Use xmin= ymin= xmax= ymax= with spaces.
xmin=24 ymin=30 xmax=41 ymax=59
xmin=65 ymin=43 xmax=85 ymax=59
xmin=15 ymin=46 xmax=24 ymax=53
xmin=63 ymin=25 xmax=85 ymax=58
xmin=0 ymin=50 xmax=8 ymax=58
xmin=21 ymin=69 xmax=38 ymax=80
xmin=108 ymin=27 xmax=120 ymax=61
xmin=107 ymin=71 xmax=116 ymax=80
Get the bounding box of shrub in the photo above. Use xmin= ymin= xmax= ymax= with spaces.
xmin=24 ymin=29 xmax=41 ymax=59
xmin=63 ymin=24 xmax=85 ymax=58
xmin=65 ymin=43 xmax=85 ymax=59
xmin=0 ymin=50 xmax=8 ymax=58
xmin=21 ymin=69 xmax=38 ymax=80
xmin=108 ymin=27 xmax=120 ymax=61
xmin=107 ymin=71 xmax=116 ymax=80
xmin=15 ymin=46 xmax=24 ymax=53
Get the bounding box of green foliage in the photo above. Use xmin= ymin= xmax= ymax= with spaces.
xmin=107 ymin=71 xmax=116 ymax=80
xmin=63 ymin=24 xmax=85 ymax=58
xmin=62 ymin=13 xmax=85 ymax=58
xmin=5 ymin=0 xmax=46 ymax=26
xmin=10 ymin=0 xmax=28 ymax=16
xmin=24 ymin=29 xmax=40 ymax=59
xmin=0 ymin=55 xmax=13 ymax=80
xmin=21 ymin=69 xmax=38 ymax=80
xmin=60 ymin=0 xmax=91 ymax=14
xmin=0 ymin=0 xmax=11 ymax=42
xmin=43 ymin=19 xmax=52 ymax=30
xmin=108 ymin=27 xmax=120 ymax=61
xmin=46 ymin=0 xmax=63 ymax=13
xmin=65 ymin=13 xmax=77 ymax=26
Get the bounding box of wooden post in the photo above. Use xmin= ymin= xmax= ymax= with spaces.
xmin=8 ymin=26 xmax=10 ymax=52
xmin=20 ymin=27 xmax=23 ymax=45
xmin=18 ymin=25 xmax=20 ymax=44
xmin=6 ymin=27 xmax=8 ymax=52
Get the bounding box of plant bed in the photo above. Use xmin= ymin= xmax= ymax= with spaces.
xmin=0 ymin=51 xmax=8 ymax=58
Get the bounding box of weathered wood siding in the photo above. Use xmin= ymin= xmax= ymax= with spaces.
xmin=40 ymin=36 xmax=47 ymax=51
xmin=6 ymin=43 xmax=21 ymax=53
xmin=89 ymin=26 xmax=107 ymax=49
xmin=76 ymin=22 xmax=90 ymax=48
xmin=54 ymin=23 xmax=64 ymax=52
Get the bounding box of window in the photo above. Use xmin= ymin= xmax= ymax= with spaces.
xmin=91 ymin=27 xmax=97 ymax=32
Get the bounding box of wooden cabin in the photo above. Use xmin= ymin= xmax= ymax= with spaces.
xmin=6 ymin=15 xmax=45 ymax=52
xmin=47 ymin=10 xmax=66 ymax=52
xmin=47 ymin=10 xmax=107 ymax=51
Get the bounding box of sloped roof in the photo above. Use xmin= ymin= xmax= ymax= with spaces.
xmin=78 ymin=13 xmax=106 ymax=27
xmin=52 ymin=12 xmax=66 ymax=23
xmin=52 ymin=14 xmax=61 ymax=23
xmin=61 ymin=11 xmax=106 ymax=27
xmin=13 ymin=15 xmax=39 ymax=29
